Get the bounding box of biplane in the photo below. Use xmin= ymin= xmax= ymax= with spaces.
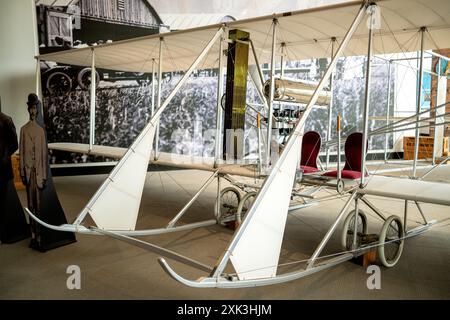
xmin=28 ymin=0 xmax=450 ymax=288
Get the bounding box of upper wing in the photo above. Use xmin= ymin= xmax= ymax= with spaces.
xmin=37 ymin=0 xmax=450 ymax=73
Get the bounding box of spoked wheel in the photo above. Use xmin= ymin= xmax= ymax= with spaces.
xmin=77 ymin=68 xmax=100 ymax=90
xmin=215 ymin=187 xmax=241 ymax=223
xmin=378 ymin=215 xmax=404 ymax=268
xmin=236 ymin=192 xmax=257 ymax=224
xmin=341 ymin=209 xmax=368 ymax=251
xmin=46 ymin=72 xmax=72 ymax=95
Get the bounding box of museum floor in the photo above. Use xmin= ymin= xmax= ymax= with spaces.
xmin=1 ymin=164 xmax=450 ymax=299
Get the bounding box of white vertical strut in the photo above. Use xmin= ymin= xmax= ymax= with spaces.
xmin=89 ymin=49 xmax=96 ymax=151
xmin=266 ymin=19 xmax=278 ymax=166
xmin=360 ymin=5 xmax=375 ymax=187
xmin=384 ymin=61 xmax=392 ymax=161
xmin=151 ymin=59 xmax=156 ymax=117
xmin=35 ymin=58 xmax=42 ymax=99
xmin=326 ymin=37 xmax=336 ymax=169
xmin=215 ymin=31 xmax=225 ymax=166
xmin=412 ymin=27 xmax=426 ymax=177
xmin=154 ymin=37 xmax=163 ymax=160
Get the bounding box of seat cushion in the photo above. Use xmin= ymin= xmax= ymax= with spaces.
xmin=322 ymin=170 xmax=366 ymax=180
xmin=300 ymin=165 xmax=320 ymax=174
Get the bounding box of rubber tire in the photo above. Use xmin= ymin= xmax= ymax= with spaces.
xmin=341 ymin=209 xmax=368 ymax=251
xmin=77 ymin=67 xmax=100 ymax=90
xmin=236 ymin=192 xmax=257 ymax=224
xmin=378 ymin=215 xmax=404 ymax=268
xmin=46 ymin=71 xmax=72 ymax=95
xmin=214 ymin=187 xmax=241 ymax=222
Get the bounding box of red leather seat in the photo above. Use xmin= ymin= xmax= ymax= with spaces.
xmin=322 ymin=132 xmax=368 ymax=179
xmin=323 ymin=169 xmax=363 ymax=179
xmin=300 ymin=165 xmax=320 ymax=174
xmin=300 ymin=131 xmax=321 ymax=174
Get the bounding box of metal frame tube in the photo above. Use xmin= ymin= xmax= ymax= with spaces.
xmin=249 ymin=39 xmax=268 ymax=92
xmin=167 ymin=171 xmax=218 ymax=228
xmin=151 ymin=58 xmax=156 ymax=117
xmin=257 ymin=113 xmax=263 ymax=174
xmin=375 ymin=112 xmax=450 ymax=133
xmin=384 ymin=61 xmax=392 ymax=161
xmin=432 ymin=58 xmax=441 ymax=165
xmin=428 ymin=50 xmax=450 ymax=62
xmin=35 ymin=58 xmax=42 ymax=99
xmin=374 ymin=55 xmax=438 ymax=77
xmin=280 ymin=42 xmax=286 ymax=77
xmin=89 ymin=49 xmax=96 ymax=151
xmin=94 ymin=228 xmax=213 ymax=273
xmin=420 ymin=155 xmax=450 ymax=179
xmin=155 ymin=37 xmax=163 ymax=160
xmin=215 ymin=34 xmax=225 ymax=166
xmin=161 ymin=252 xmax=354 ymax=288
xmin=365 ymin=101 xmax=449 ymax=135
xmin=248 ymin=73 xmax=269 ymax=115
xmin=403 ymin=200 xmax=408 ymax=233
xmin=413 ymin=27 xmax=426 ymax=177
xmin=326 ymin=37 xmax=336 ymax=169
xmin=360 ymin=6 xmax=375 ymax=187
xmin=337 ymin=114 xmax=342 ymax=180
xmin=352 ymin=197 xmax=359 ymax=249
xmin=248 ymin=39 xmax=273 ymax=141
xmin=216 ymin=174 xmax=221 ymax=221
xmin=307 ymin=192 xmax=356 ymax=269
xmin=414 ymin=201 xmax=428 ymax=224
xmin=266 ymin=19 xmax=278 ymax=166
xmin=369 ymin=111 xmax=450 ymax=137
xmin=154 ymin=29 xmax=223 ymax=121
xmin=359 ymin=196 xmax=387 ymax=221
xmin=72 ymin=28 xmax=224 ymax=226
xmin=27 ymin=206 xmax=217 ymax=236
xmin=380 ymin=121 xmax=450 ymax=136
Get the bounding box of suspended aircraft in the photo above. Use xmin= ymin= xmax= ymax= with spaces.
xmin=27 ymin=0 xmax=450 ymax=288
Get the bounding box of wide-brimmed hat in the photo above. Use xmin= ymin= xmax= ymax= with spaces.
xmin=26 ymin=93 xmax=39 ymax=106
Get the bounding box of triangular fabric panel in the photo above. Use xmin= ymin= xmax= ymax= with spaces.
xmin=86 ymin=124 xmax=156 ymax=230
xmin=230 ymin=138 xmax=301 ymax=280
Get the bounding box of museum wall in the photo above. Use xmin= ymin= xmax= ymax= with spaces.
xmin=0 ymin=0 xmax=39 ymax=133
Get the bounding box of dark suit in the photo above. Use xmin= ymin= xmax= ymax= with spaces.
xmin=0 ymin=112 xmax=18 ymax=182
xmin=0 ymin=111 xmax=30 ymax=243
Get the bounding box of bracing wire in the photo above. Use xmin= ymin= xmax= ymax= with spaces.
xmin=226 ymin=216 xmax=449 ymax=278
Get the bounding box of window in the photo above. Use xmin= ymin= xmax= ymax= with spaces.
xmin=46 ymin=11 xmax=73 ymax=47
xmin=118 ymin=0 xmax=125 ymax=11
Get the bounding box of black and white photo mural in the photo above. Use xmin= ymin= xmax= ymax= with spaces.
xmin=36 ymin=0 xmax=165 ymax=163
xmin=37 ymin=0 xmax=395 ymax=164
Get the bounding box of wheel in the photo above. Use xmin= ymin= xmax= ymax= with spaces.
xmin=236 ymin=192 xmax=257 ymax=224
xmin=336 ymin=179 xmax=345 ymax=194
xmin=77 ymin=68 xmax=100 ymax=90
xmin=341 ymin=209 xmax=368 ymax=251
xmin=214 ymin=187 xmax=241 ymax=223
xmin=378 ymin=215 xmax=404 ymax=268
xmin=137 ymin=77 xmax=151 ymax=86
xmin=46 ymin=71 xmax=72 ymax=95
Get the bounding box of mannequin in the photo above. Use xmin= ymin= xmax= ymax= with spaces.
xmin=19 ymin=93 xmax=76 ymax=251
xmin=20 ymin=94 xmax=48 ymax=247
xmin=0 ymin=101 xmax=30 ymax=243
